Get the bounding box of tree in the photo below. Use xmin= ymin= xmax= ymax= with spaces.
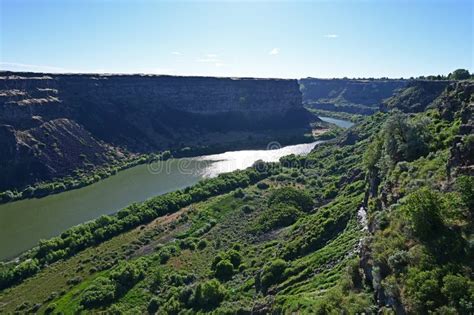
xmin=441 ymin=274 xmax=472 ymax=308
xmin=383 ymin=111 xmax=430 ymax=163
xmin=403 ymin=188 xmax=444 ymax=242
xmin=448 ymin=69 xmax=470 ymax=80
xmin=456 ymin=175 xmax=474 ymax=215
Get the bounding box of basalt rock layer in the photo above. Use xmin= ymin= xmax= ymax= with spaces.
xmin=0 ymin=72 xmax=312 ymax=190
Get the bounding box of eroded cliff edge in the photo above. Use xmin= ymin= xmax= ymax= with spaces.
xmin=0 ymin=72 xmax=313 ymax=191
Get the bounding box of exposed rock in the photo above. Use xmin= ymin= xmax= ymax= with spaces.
xmin=0 ymin=72 xmax=312 ymax=190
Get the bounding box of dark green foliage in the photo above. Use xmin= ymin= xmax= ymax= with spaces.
xmin=233 ymin=188 xmax=245 ymax=198
xmin=448 ymin=69 xmax=470 ymax=80
xmin=211 ymin=249 xmax=242 ymax=280
xmin=190 ymin=279 xmax=226 ymax=310
xmin=147 ymin=297 xmax=160 ymax=314
xmin=457 ymin=175 xmax=474 ymax=214
xmin=255 ymin=204 xmax=303 ymax=232
xmin=402 ymin=188 xmax=444 ymax=242
xmin=383 ymin=111 xmax=430 ymax=163
xmin=241 ymin=205 xmax=254 ymax=213
xmin=80 ymin=261 xmax=145 ymax=309
xmin=197 ymin=239 xmax=208 ymax=250
xmin=268 ymin=186 xmax=313 ymax=212
xmin=80 ymin=277 xmax=116 ymax=308
xmin=260 ymin=259 xmax=287 ymax=292
xmin=0 ymin=259 xmax=40 ymax=290
xmin=214 ymin=259 xmax=234 ymax=281
xmin=226 ymin=249 xmax=242 ymax=268
xmin=150 ymin=269 xmax=163 ymax=290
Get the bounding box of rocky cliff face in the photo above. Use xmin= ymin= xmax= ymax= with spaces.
xmin=382 ymin=80 xmax=450 ymax=113
xmin=0 ymin=72 xmax=311 ymax=190
xmin=299 ymin=78 xmax=408 ymax=115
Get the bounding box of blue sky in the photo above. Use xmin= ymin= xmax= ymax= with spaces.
xmin=1 ymin=0 xmax=472 ymax=78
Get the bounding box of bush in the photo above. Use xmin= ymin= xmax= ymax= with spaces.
xmin=233 ymin=188 xmax=245 ymax=198
xmin=80 ymin=261 xmax=145 ymax=309
xmin=260 ymin=259 xmax=287 ymax=292
xmin=226 ymin=249 xmax=241 ymax=268
xmin=148 ymin=297 xmax=160 ymax=314
xmin=214 ymin=259 xmax=234 ymax=281
xmin=241 ymin=205 xmax=254 ymax=214
xmin=268 ymin=187 xmax=313 ymax=212
xmin=197 ymin=239 xmax=208 ymax=250
xmin=256 ymin=204 xmax=303 ymax=232
xmin=192 ymin=279 xmax=226 ymax=310
xmin=257 ymin=182 xmax=269 ymax=190
xmin=80 ymin=277 xmax=116 ymax=308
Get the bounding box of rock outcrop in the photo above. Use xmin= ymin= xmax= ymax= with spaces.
xmin=0 ymin=72 xmax=312 ymax=190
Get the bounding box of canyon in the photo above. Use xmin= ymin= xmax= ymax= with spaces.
xmin=0 ymin=73 xmax=313 ymax=191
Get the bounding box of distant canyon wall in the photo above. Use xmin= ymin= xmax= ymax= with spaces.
xmin=299 ymin=78 xmax=408 ymax=115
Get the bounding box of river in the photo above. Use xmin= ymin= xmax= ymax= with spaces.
xmin=0 ymin=116 xmax=352 ymax=261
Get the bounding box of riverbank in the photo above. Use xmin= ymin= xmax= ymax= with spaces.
xmin=0 ymin=140 xmax=321 ymax=261
xmin=0 ymin=130 xmax=314 ymax=205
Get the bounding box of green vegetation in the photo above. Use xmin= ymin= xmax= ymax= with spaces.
xmin=0 ymin=80 xmax=472 ymax=314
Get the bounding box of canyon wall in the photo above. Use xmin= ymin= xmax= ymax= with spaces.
xmin=299 ymin=78 xmax=408 ymax=114
xmin=0 ymin=72 xmax=312 ymax=190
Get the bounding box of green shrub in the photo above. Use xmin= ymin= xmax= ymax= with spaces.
xmin=256 ymin=204 xmax=303 ymax=232
xmin=80 ymin=277 xmax=116 ymax=308
xmin=226 ymin=249 xmax=241 ymax=268
xmin=192 ymin=279 xmax=226 ymax=310
xmin=241 ymin=205 xmax=254 ymax=213
xmin=147 ymin=297 xmax=160 ymax=314
xmin=268 ymin=187 xmax=313 ymax=212
xmin=402 ymin=188 xmax=444 ymax=242
xmin=214 ymin=259 xmax=234 ymax=281
xmin=260 ymin=259 xmax=287 ymax=292
xmin=197 ymin=239 xmax=208 ymax=250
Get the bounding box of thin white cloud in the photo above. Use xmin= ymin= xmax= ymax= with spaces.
xmin=324 ymin=34 xmax=339 ymax=38
xmin=0 ymin=62 xmax=71 ymax=72
xmin=171 ymin=51 xmax=183 ymax=55
xmin=269 ymin=48 xmax=280 ymax=55
xmin=206 ymin=54 xmax=218 ymax=58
